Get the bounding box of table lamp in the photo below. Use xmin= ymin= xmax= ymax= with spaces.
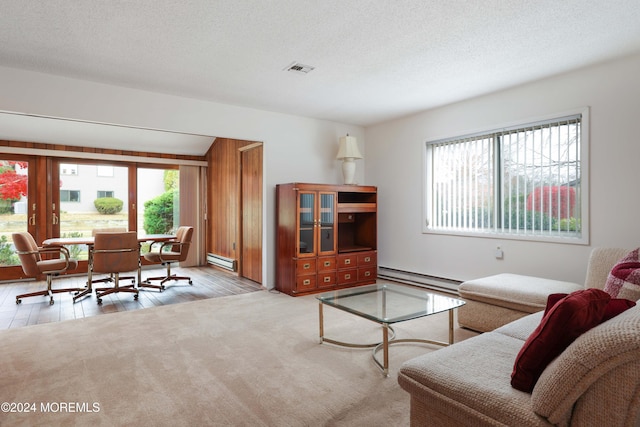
xmin=336 ymin=134 xmax=362 ymax=185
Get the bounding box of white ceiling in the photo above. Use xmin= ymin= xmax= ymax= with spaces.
xmin=1 ymin=0 xmax=640 ymax=153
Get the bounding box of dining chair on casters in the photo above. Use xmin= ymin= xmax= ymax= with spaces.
xmin=12 ymin=232 xmax=83 ymax=305
xmin=140 ymin=226 xmax=193 ymax=291
xmin=91 ymin=231 xmax=140 ymax=305
xmin=89 ymin=227 xmax=135 ymax=286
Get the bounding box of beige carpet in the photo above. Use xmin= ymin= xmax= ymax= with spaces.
xmin=0 ymin=288 xmax=476 ymax=426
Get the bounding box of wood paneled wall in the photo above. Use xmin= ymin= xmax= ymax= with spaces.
xmin=206 ymin=138 xmax=257 ymax=262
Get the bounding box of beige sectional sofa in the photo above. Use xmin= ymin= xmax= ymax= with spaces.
xmin=398 ymin=248 xmax=640 ymax=426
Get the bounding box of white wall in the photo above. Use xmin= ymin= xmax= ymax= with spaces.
xmin=0 ymin=66 xmax=365 ymax=288
xmin=365 ymin=53 xmax=640 ymax=285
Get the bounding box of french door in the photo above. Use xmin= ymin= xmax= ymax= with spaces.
xmin=0 ymin=155 xmax=39 ymax=280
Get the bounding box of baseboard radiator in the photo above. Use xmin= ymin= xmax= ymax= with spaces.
xmin=207 ymin=253 xmax=237 ymax=272
xmin=377 ymin=266 xmax=461 ymax=295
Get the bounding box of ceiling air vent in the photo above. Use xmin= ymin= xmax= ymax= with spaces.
xmin=284 ymin=61 xmax=315 ymax=74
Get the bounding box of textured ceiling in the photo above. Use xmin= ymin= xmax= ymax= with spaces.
xmin=1 ymin=0 xmax=640 ymax=152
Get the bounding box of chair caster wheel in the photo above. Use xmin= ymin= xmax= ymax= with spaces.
xmin=50 ymin=299 xmax=54 ymax=305
xmin=16 ymin=299 xmax=21 ymax=304
xmin=189 ymin=280 xmax=193 ymax=285
xmin=134 ymin=294 xmax=139 ymax=300
xmin=97 ymin=298 xmax=102 ymax=305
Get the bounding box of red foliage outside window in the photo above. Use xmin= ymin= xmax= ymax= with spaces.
xmin=0 ymin=161 xmax=28 ymax=200
xmin=526 ymin=186 xmax=576 ymax=219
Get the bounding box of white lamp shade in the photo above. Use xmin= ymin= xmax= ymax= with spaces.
xmin=336 ymin=135 xmax=363 ymax=159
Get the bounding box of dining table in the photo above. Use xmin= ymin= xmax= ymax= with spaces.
xmin=42 ymin=233 xmax=176 ymax=302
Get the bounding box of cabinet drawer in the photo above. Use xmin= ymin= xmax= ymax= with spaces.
xmin=337 ymin=268 xmax=358 ymax=284
xmin=295 ymin=275 xmax=317 ymax=292
xmin=357 ymin=251 xmax=377 ymax=266
xmin=317 ymin=272 xmax=336 ymax=288
xmin=296 ymin=258 xmax=317 ymax=274
xmin=337 ymin=254 xmax=357 ymax=269
xmin=317 ymin=256 xmax=336 ymax=272
xmin=358 ymin=266 xmax=377 ymax=282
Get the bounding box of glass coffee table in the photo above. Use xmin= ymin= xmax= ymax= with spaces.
xmin=317 ymin=283 xmax=465 ymax=376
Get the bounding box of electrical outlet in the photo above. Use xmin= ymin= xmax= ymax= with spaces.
xmin=494 ymin=247 xmax=504 ymax=259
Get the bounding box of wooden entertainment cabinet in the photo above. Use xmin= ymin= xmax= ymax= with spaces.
xmin=275 ymin=183 xmax=377 ymax=296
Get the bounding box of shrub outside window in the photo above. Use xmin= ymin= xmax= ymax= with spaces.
xmin=424 ymin=109 xmax=588 ymax=244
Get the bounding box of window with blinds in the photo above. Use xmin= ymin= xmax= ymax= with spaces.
xmin=425 ymin=111 xmax=587 ymax=242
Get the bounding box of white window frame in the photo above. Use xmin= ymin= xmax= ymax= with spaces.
xmin=97 ymin=190 xmax=114 ymax=198
xmin=423 ymin=108 xmax=589 ymax=244
xmin=60 ymin=189 xmax=81 ymax=203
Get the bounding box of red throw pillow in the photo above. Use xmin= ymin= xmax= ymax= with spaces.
xmin=544 ymin=293 xmax=567 ymax=315
xmin=511 ymin=288 xmax=611 ymax=393
xmin=602 ymin=298 xmax=636 ymax=322
xmin=545 ymin=292 xmax=636 ymax=322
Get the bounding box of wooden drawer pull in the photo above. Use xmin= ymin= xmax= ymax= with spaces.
xmin=344 ymin=259 xmax=351 ymax=265
xmin=303 ymin=279 xmax=311 ymax=285
xmin=364 ymin=256 xmax=371 ymax=262
xmin=303 ymin=263 xmax=311 ymax=269
xmin=344 ymin=274 xmax=351 ymax=279
xmin=324 ymin=276 xmax=331 ymax=283
xmin=324 ymin=261 xmax=331 ymax=267
xmin=364 ymin=271 xmax=371 ymax=277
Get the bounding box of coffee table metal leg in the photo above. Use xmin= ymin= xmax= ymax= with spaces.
xmin=318 ymin=300 xmax=324 ymax=344
xmin=449 ymin=309 xmax=454 ymax=344
xmin=382 ymin=323 xmax=389 ymax=376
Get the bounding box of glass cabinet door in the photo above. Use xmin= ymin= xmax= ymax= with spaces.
xmin=298 ymin=191 xmax=315 ymax=255
xmin=318 ymin=192 xmax=336 ymax=255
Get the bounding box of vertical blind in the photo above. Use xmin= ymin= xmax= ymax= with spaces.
xmin=428 ymin=115 xmax=582 ymax=238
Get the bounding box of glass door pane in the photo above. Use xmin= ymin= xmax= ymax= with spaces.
xmin=319 ymin=192 xmax=335 ymax=254
xmin=58 ymin=162 xmax=129 ymax=260
xmin=0 ymin=158 xmax=32 ymax=270
xmin=137 ymin=167 xmax=179 ymax=256
xmin=298 ymin=192 xmax=315 ymax=255
xmin=137 ymin=166 xmax=179 ymax=237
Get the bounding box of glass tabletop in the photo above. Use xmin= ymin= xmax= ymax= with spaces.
xmin=316 ymin=283 xmax=465 ymax=324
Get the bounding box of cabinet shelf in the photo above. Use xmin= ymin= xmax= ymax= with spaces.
xmin=338 ymin=202 xmax=376 ymax=213
xmin=338 ymin=245 xmax=373 ymax=253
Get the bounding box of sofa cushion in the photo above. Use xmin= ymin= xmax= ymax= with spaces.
xmin=511 ymin=289 xmax=611 ymax=392
xmin=531 ymin=304 xmax=640 ymax=424
xmin=603 ymin=248 xmax=640 ymax=301
xmin=398 ymin=331 xmax=549 ymax=426
xmin=458 ymin=273 xmax=582 ymax=313
xmin=545 ymin=293 xmax=635 ymax=322
xmin=495 ymin=311 xmax=544 ymax=341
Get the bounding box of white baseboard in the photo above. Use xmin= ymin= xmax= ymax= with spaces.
xmin=377 ymin=266 xmax=461 ymax=295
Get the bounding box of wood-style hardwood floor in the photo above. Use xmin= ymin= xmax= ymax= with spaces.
xmin=0 ymin=266 xmax=263 ymax=330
